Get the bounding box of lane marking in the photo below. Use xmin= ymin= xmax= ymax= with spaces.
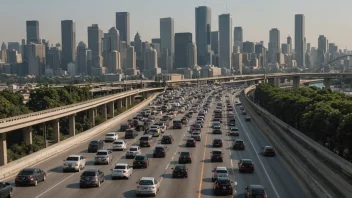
xmin=35 ymin=173 xmax=75 ymax=198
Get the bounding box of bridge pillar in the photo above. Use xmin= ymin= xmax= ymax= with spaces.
xmin=129 ymin=96 xmax=132 ymax=106
xmin=117 ymin=99 xmax=123 ymax=109
xmin=100 ymin=104 xmax=107 ymax=121
xmin=125 ymin=97 xmax=129 ymax=109
xmin=108 ymin=102 xmax=114 ymax=118
xmin=293 ymin=76 xmax=300 ymax=89
xmin=23 ymin=126 xmax=33 ymax=145
xmin=89 ymin=108 xmax=95 ymax=127
xmin=274 ymin=78 xmax=280 ymax=86
xmin=68 ymin=115 xmax=76 ymax=136
xmin=324 ymin=78 xmax=331 ymax=89
xmin=52 ymin=119 xmax=60 ymax=143
xmin=0 ymin=133 xmax=7 ymax=165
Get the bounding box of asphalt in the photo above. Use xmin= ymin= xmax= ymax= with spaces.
xmin=7 ymin=88 xmax=307 ymax=198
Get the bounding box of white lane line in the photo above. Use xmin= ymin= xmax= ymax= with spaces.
xmin=35 ymin=173 xmax=75 ymax=198
xmin=235 ymin=105 xmax=281 ymax=198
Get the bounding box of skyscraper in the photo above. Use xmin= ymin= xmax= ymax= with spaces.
xmin=116 ymin=12 xmax=130 ymax=44
xmin=104 ymin=27 xmax=120 ymax=52
xmin=107 ymin=51 xmax=121 ymax=73
xmin=160 ymin=17 xmax=175 ymax=57
xmin=125 ymin=46 xmax=137 ymax=75
xmin=47 ymin=46 xmax=61 ymax=70
xmin=88 ymin=24 xmax=103 ymax=67
xmin=268 ymin=28 xmax=280 ymax=63
xmin=318 ymin=35 xmax=327 ymax=53
xmin=295 ymin=14 xmax=305 ymax=67
xmin=8 ymin=42 xmax=20 ymax=53
xmin=187 ymin=42 xmax=197 ymax=68
xmin=195 ymin=6 xmax=211 ymax=66
xmin=219 ymin=14 xmax=232 ymax=69
xmin=151 ymin=38 xmax=161 ymax=44
xmin=1 ymin=42 xmax=6 ymax=51
xmin=211 ymin=31 xmax=219 ymax=55
xmin=26 ymin=21 xmax=40 ymax=44
xmin=61 ymin=20 xmax=76 ymax=71
xmin=243 ymin=41 xmax=255 ymax=54
xmin=23 ymin=43 xmax=45 ymax=76
xmin=234 ymin=27 xmax=243 ymax=52
xmin=134 ymin=32 xmax=142 ymax=59
xmin=174 ymin=32 xmax=192 ymax=68
xmin=76 ymin=41 xmax=88 ymax=74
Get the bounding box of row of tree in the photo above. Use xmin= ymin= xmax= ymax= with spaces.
xmin=254 ymin=83 xmax=352 ymax=161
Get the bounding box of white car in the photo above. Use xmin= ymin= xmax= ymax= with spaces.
xmin=105 ymin=132 xmax=118 ymax=142
xmin=136 ymin=177 xmax=160 ymax=196
xmin=160 ymin=125 xmax=166 ymax=133
xmin=212 ymin=167 xmax=229 ymax=182
xmin=111 ymin=163 xmax=133 ymax=179
xmin=112 ymin=139 xmax=127 ymax=151
xmin=126 ymin=146 xmax=142 ymax=159
xmin=150 ymin=125 xmax=161 ymax=133
xmin=63 ymin=155 xmax=86 ymax=172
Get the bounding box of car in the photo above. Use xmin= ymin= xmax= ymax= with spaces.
xmin=139 ymin=135 xmax=152 ymax=147
xmin=228 ymin=119 xmax=236 ymax=126
xmin=263 ymin=146 xmax=276 ymax=156
xmin=133 ymin=154 xmax=149 ymax=168
xmin=161 ymin=135 xmax=174 ymax=144
xmin=191 ymin=131 xmax=201 ymax=141
xmin=186 ymin=138 xmax=196 ymax=147
xmin=233 ymin=139 xmax=245 ymax=150
xmin=111 ymin=163 xmax=133 ymax=179
xmin=240 ymin=106 xmax=244 ymax=110
xmin=153 ymin=145 xmax=167 ymax=158
xmin=212 ymin=138 xmax=223 ymax=147
xmin=213 ymin=118 xmax=222 ymax=123
xmin=112 ymin=139 xmax=127 ymax=151
xmin=125 ymin=128 xmax=138 ymax=139
xmin=245 ymin=185 xmax=268 ymax=198
xmin=88 ymin=140 xmax=104 ymax=153
xmin=213 ymin=177 xmax=233 ymax=195
xmin=94 ymin=150 xmax=113 ymax=165
xmin=15 ymin=168 xmax=46 ymax=186
xmin=238 ymin=159 xmax=254 ymax=173
xmin=120 ymin=124 xmax=130 ymax=132
xmin=79 ymin=169 xmax=104 ymax=188
xmin=126 ymin=146 xmax=142 ymax=159
xmin=245 ymin=116 xmax=251 ymax=121
xmin=135 ymin=177 xmax=160 ymax=197
xmin=228 ymin=127 xmax=239 ymax=136
xmin=213 ymin=129 xmax=222 ymax=134
xmin=178 ymin=151 xmax=192 ymax=164
xmin=105 ymin=132 xmax=118 ymax=142
xmin=210 ymin=150 xmax=224 ymax=162
xmin=0 ymin=182 xmax=13 ymax=197
xmin=172 ymin=164 xmax=188 ymax=178
xmin=213 ymin=125 xmax=221 ymax=130
xmin=212 ymin=167 xmax=229 ymax=182
xmin=242 ymin=111 xmax=247 ymax=115
xmin=212 ymin=121 xmax=221 ymax=128
xmin=63 ymin=155 xmax=86 ymax=172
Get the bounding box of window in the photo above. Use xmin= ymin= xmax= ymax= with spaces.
xmin=82 ymin=171 xmax=96 ymax=177
xmin=130 ymin=148 xmax=138 ymax=151
xmin=114 ymin=165 xmax=126 ymax=169
xmin=66 ymin=157 xmax=79 ymax=161
xmin=139 ymin=180 xmax=154 ymax=185
xmin=96 ymin=152 xmax=108 ymax=155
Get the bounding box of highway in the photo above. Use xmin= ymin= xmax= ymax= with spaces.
xmin=6 ymin=87 xmax=307 ymax=198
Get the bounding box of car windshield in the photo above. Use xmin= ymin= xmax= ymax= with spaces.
xmin=130 ymin=148 xmax=138 ymax=151
xmin=140 ymin=137 xmax=149 ymax=140
xmin=66 ymin=157 xmax=79 ymax=161
xmin=155 ymin=147 xmax=164 ymax=151
xmin=96 ymin=152 xmax=108 ymax=155
xmin=114 ymin=165 xmax=126 ymax=169
xmin=214 ymin=139 xmax=221 ymax=142
xmin=90 ymin=141 xmax=98 ymax=145
xmin=106 ymin=134 xmax=115 ymax=136
xmin=135 ymin=156 xmax=145 ymax=160
xmin=162 ymin=136 xmax=170 ymax=139
xmin=252 ymin=187 xmax=265 ymax=194
xmin=242 ymin=160 xmax=252 ymax=164
xmin=113 ymin=141 xmax=123 ymax=144
xmin=235 ymin=141 xmax=244 ymax=144
xmin=265 ymin=146 xmax=273 ymax=150
xmin=139 ymin=180 xmax=154 ymax=185
xmin=217 ymin=180 xmax=231 ymax=185
xmin=82 ymin=171 xmax=96 ymax=177
xmin=216 ymin=170 xmax=228 ymax=173
xmin=175 ymin=166 xmax=185 ymax=170
xmin=19 ymin=170 xmax=34 ymax=175
xmin=213 ymin=151 xmax=222 ymax=155
xmin=187 ymin=139 xmax=194 ymax=142
xmin=180 ymin=152 xmax=190 ymax=156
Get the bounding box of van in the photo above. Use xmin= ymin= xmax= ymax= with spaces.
xmin=125 ymin=128 xmax=138 ymax=139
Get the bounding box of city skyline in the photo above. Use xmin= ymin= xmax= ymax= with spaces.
xmin=0 ymin=0 xmax=350 ymax=49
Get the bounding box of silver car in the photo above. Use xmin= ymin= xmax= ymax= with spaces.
xmin=94 ymin=150 xmax=113 ymax=165
xmin=111 ymin=163 xmax=133 ymax=179
xmin=212 ymin=166 xmax=229 ymax=182
xmin=135 ymin=177 xmax=160 ymax=196
xmin=63 ymin=155 xmax=86 ymax=172
xmin=126 ymin=146 xmax=142 ymax=159
xmin=191 ymin=132 xmax=201 ymax=141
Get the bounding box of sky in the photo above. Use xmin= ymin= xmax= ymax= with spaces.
xmin=0 ymin=0 xmax=351 ymax=49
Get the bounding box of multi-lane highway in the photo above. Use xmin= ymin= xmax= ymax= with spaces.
xmin=6 ymin=86 xmax=307 ymax=198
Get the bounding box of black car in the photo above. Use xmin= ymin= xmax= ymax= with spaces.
xmin=245 ymin=117 xmax=251 ymax=121
xmin=186 ymin=138 xmax=196 ymax=147
xmin=178 ymin=151 xmax=192 ymax=164
xmin=213 ymin=129 xmax=222 ymax=134
xmin=228 ymin=119 xmax=236 ymax=126
xmin=213 ymin=177 xmax=233 ymax=195
xmin=15 ymin=168 xmax=46 ymax=186
xmin=238 ymin=159 xmax=254 ymax=173
xmin=0 ymin=182 xmax=13 ymax=197
xmin=88 ymin=140 xmax=104 ymax=153
xmin=242 ymin=111 xmax=247 ymax=115
xmin=233 ymin=139 xmax=245 ymax=150
xmin=263 ymin=146 xmax=276 ymax=156
xmin=161 ymin=135 xmax=174 ymax=144
xmin=172 ymin=164 xmax=188 ymax=178
xmin=245 ymin=185 xmax=267 ymax=198
xmin=153 ymin=146 xmax=167 ymax=158
xmin=79 ymin=169 xmax=105 ymax=188
xmin=212 ymin=138 xmax=223 ymax=147
xmin=210 ymin=150 xmax=223 ymax=162
xmin=133 ymin=154 xmax=149 ymax=168
xmin=125 ymin=128 xmax=138 ymax=139
xmin=120 ymin=123 xmax=130 ymax=132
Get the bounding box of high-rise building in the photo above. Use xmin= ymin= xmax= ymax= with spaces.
xmin=295 ymin=14 xmax=305 ymax=67
xmin=134 ymin=32 xmax=142 ymax=59
xmin=144 ymin=48 xmax=158 ymax=69
xmin=120 ymin=41 xmax=128 ymax=69
xmin=234 ymin=27 xmax=243 ymax=52
xmin=125 ymin=46 xmax=137 ymax=75
xmin=23 ymin=43 xmax=45 ymax=76
xmin=160 ymin=17 xmax=174 ymax=57
xmin=255 ymin=44 xmax=267 ymax=67
xmin=233 ymin=53 xmax=242 ymax=73
xmin=219 ymin=14 xmax=232 ymax=69
xmin=1 ymin=42 xmax=7 ymax=51
xmin=151 ymin=38 xmax=161 ymax=44
xmin=281 ymin=43 xmax=290 ymax=55
xmin=8 ymin=42 xmax=20 ymax=53
xmin=243 ymin=41 xmax=255 ymax=54
xmin=107 ymin=51 xmax=121 ymax=73
xmin=187 ymin=42 xmax=197 ymax=68
xmin=211 ymin=31 xmax=219 ymax=55
xmin=61 ymin=20 xmax=76 ymax=71
xmin=88 ymin=24 xmax=103 ymax=67
xmin=26 ymin=21 xmax=40 ymax=44
xmin=86 ymin=50 xmax=92 ymax=75
xmin=116 ymin=12 xmax=130 ymax=43
xmin=318 ymin=35 xmax=327 ymax=53
xmin=307 ymin=43 xmax=311 ymax=54
xmin=195 ymin=6 xmax=211 ymax=66
xmin=268 ymin=28 xmax=280 ymax=63
xmin=46 ymin=46 xmax=61 ymax=70
xmin=104 ymin=27 xmax=120 ymax=52
xmin=174 ymin=32 xmax=192 ymax=68
xmin=76 ymin=41 xmax=88 ymax=74
xmin=7 ymin=49 xmax=22 ymax=64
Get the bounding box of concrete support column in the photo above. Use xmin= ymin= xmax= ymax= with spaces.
xmin=129 ymin=96 xmax=132 ymax=106
xmin=69 ymin=115 xmax=76 ymax=136
xmin=108 ymin=102 xmax=114 ymax=118
xmin=293 ymin=76 xmax=301 ymax=89
xmin=268 ymin=78 xmax=274 ymax=85
xmin=274 ymin=77 xmax=280 ymax=87
xmin=125 ymin=97 xmax=129 ymax=109
xmin=100 ymin=104 xmax=107 ymax=120
xmin=0 ymin=133 xmax=7 ymax=165
xmin=52 ymin=119 xmax=60 ymax=143
xmin=89 ymin=108 xmax=95 ymax=127
xmin=324 ymin=78 xmax=331 ymax=89
xmin=117 ymin=99 xmax=123 ymax=109
xmin=23 ymin=126 xmax=33 ymax=145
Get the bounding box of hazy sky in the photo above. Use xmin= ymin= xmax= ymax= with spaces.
xmin=1 ymin=0 xmax=351 ymax=49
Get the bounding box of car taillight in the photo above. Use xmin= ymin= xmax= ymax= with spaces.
xmin=123 ymin=170 xmax=126 ymax=173
xmin=263 ymin=195 xmax=267 ymax=198
xmin=241 ymin=165 xmax=245 ymax=168
xmin=213 ymin=173 xmax=216 ymax=177
xmin=151 ymin=187 xmax=155 ymax=189
xmin=162 ymin=150 xmax=165 ymax=153
xmin=215 ymin=184 xmax=219 ymax=188
xmin=93 ymin=177 xmax=97 ymax=181
xmin=137 ymin=185 xmax=140 ymax=188
xmin=29 ymin=176 xmax=34 ymax=180
xmin=229 ymin=185 xmax=232 ymax=189
xmin=250 ymin=165 xmax=254 ymax=168
xmin=248 ymin=193 xmax=252 ymax=197
xmin=211 ymin=155 xmax=213 ymax=158
xmin=220 ymin=154 xmax=223 ymax=157
xmin=272 ymin=150 xmax=275 ymax=152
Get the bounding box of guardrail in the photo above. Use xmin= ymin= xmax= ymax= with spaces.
xmin=241 ymin=85 xmax=352 ymax=198
xmin=0 ymin=87 xmax=164 ymax=133
xmin=0 ymin=93 xmax=159 ymax=180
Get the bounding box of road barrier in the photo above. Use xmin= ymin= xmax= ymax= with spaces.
xmin=240 ymin=85 xmax=352 ymax=198
xmin=0 ymin=93 xmax=159 ymax=180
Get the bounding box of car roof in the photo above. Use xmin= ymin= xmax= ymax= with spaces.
xmin=84 ymin=168 xmax=99 ymax=172
xmin=141 ymin=135 xmax=152 ymax=137
xmin=216 ymin=177 xmax=230 ymax=181
xmin=21 ymin=168 xmax=38 ymax=171
xmin=213 ymin=138 xmax=222 ymax=140
xmin=97 ymin=150 xmax=109 ymax=152
xmin=140 ymin=177 xmax=155 ymax=180
xmin=249 ymin=184 xmax=265 ymax=189
xmin=235 ymin=139 xmax=244 ymax=142
xmin=115 ymin=163 xmax=128 ymax=166
xmin=265 ymin=146 xmax=273 ymax=149
xmin=155 ymin=145 xmax=166 ymax=148
xmin=114 ymin=139 xmax=125 ymax=142
xmin=212 ymin=149 xmax=222 ymax=152
xmin=187 ymin=138 xmax=195 ymax=140
xmin=180 ymin=151 xmax=191 ymax=154
xmin=67 ymin=155 xmax=81 ymax=158
xmin=106 ymin=132 xmax=117 ymax=134
xmin=241 ymin=159 xmax=252 ymax=162
xmin=135 ymin=154 xmax=147 ymax=157
xmin=130 ymin=146 xmax=139 ymax=149
xmin=216 ymin=166 xmax=227 ymax=170
xmin=175 ymin=164 xmax=187 ymax=168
